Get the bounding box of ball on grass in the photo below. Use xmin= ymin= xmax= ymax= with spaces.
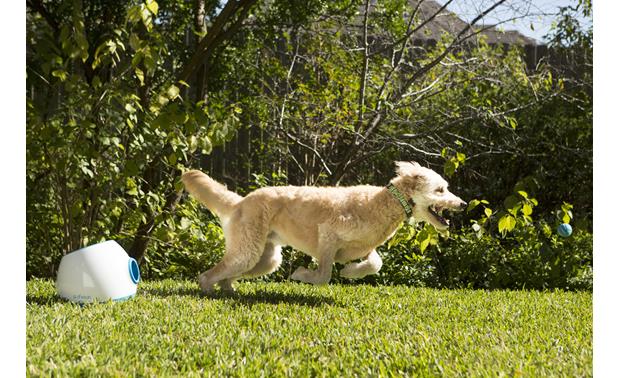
xmin=557 ymin=223 xmax=572 ymax=238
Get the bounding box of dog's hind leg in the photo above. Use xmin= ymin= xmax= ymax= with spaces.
xmin=198 ymin=211 xmax=269 ymax=295
xmin=199 ymin=243 xmax=265 ymax=295
xmin=243 ymin=241 xmax=283 ymax=278
xmin=214 ymin=242 xmax=282 ymax=293
xmin=340 ymin=250 xmax=383 ymax=279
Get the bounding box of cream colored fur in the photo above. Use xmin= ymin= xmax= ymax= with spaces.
xmin=182 ymin=161 xmax=466 ymax=294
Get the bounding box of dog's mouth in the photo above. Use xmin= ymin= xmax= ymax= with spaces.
xmin=428 ymin=205 xmax=450 ymax=227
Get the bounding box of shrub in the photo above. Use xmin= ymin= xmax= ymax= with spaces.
xmin=136 ymin=211 xmax=592 ymax=291
xmin=137 ymin=199 xmax=226 ymax=280
xmin=357 ymin=184 xmax=593 ymax=290
xmin=348 ymin=221 xmax=591 ymax=291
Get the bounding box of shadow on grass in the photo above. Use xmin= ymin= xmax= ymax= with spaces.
xmin=27 ymin=281 xmax=339 ymax=308
xmin=143 ymin=284 xmax=339 ymax=307
xmin=220 ymin=289 xmax=339 ymax=308
xmin=141 ymin=285 xmax=203 ymax=298
xmin=26 ymin=293 xmax=65 ymax=306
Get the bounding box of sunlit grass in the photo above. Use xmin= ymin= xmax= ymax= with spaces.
xmin=27 ymin=279 xmax=592 ymax=377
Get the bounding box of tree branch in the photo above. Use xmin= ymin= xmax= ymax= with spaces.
xmin=328 ymin=0 xmax=509 ymax=184
xmin=398 ymin=0 xmax=508 ymax=95
xmin=356 ymin=0 xmax=371 ymax=132
xmin=26 ymin=0 xmax=60 ymax=33
xmin=178 ymin=0 xmax=259 ymax=83
xmin=370 ymin=0 xmax=454 ymax=58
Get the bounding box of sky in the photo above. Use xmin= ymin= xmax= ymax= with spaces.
xmin=443 ymin=0 xmax=592 ymax=43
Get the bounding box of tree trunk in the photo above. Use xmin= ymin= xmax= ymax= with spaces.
xmin=128 ymin=189 xmax=183 ymax=263
xmin=193 ymin=0 xmax=208 ymax=103
xmin=128 ymin=0 xmax=259 ymax=264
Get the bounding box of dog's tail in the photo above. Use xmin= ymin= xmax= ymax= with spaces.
xmin=181 ymin=170 xmax=242 ymax=219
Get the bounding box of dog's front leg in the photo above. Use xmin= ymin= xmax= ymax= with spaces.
xmin=291 ymin=253 xmax=335 ymax=285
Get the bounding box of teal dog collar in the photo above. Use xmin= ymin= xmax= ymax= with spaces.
xmin=387 ymin=183 xmax=415 ymax=218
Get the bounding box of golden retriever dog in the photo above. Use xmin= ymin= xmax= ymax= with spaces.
xmin=182 ymin=161 xmax=467 ymax=294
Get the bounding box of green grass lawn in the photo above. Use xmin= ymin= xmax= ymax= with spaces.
xmin=27 ymin=279 xmax=592 ymax=377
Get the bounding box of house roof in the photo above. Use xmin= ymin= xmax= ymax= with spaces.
xmin=368 ymin=0 xmax=538 ymax=46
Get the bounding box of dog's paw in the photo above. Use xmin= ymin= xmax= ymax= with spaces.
xmin=290 ymin=266 xmax=309 ymax=282
xmin=198 ymin=273 xmax=215 ymax=295
xmin=219 ymin=280 xmax=236 ymax=295
xmin=340 ymin=265 xmax=363 ymax=279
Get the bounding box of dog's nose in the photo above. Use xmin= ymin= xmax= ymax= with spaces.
xmin=459 ymin=201 xmax=468 ymax=210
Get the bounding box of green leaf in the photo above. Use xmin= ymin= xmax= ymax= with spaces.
xmin=507 ymin=117 xmax=518 ymax=129
xmin=200 ymin=135 xmax=212 ymax=154
xmin=467 ymin=199 xmax=480 ymax=212
xmin=167 ymin=85 xmax=180 ymax=100
xmin=157 ymin=94 xmax=169 ymax=106
xmin=498 ymin=215 xmax=516 ymax=234
xmin=517 ymin=190 xmax=528 ymax=199
xmin=140 ymin=5 xmax=153 ymax=31
xmin=189 ymin=135 xmax=198 ymax=153
xmin=508 ymin=207 xmax=519 ymax=217
xmin=80 ymin=165 xmax=94 ymax=178
xmin=441 ymin=147 xmax=448 ymax=158
xmin=484 ymin=208 xmax=492 ymax=218
xmin=135 ymin=68 xmax=145 ymax=86
xmin=416 ymin=228 xmax=430 ymax=253
xmin=146 ymin=0 xmax=159 ymax=15
xmin=542 ymin=223 xmax=552 ymax=237
xmin=443 ymin=160 xmax=457 ymax=177
xmin=127 ymin=5 xmax=142 ymax=24
xmin=562 ymin=213 xmax=571 ymax=224
xmin=522 ymin=203 xmax=533 ymax=216
xmin=144 ymin=55 xmax=156 ymax=73
xmin=179 ymin=217 xmax=191 ymax=230
xmin=52 ymin=70 xmax=68 ymax=81
xmin=129 ymin=33 xmax=141 ymax=51
xmin=545 ymin=71 xmax=553 ymax=90
xmin=147 ymin=192 xmax=160 ymax=204
xmin=126 ymin=177 xmax=139 ymax=196
xmin=419 ymin=238 xmax=430 ymax=253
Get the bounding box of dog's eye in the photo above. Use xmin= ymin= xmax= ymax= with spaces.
xmin=436 ymin=188 xmax=444 ymax=193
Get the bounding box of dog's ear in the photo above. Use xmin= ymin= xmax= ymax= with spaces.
xmin=395 ymin=161 xmax=420 ymax=176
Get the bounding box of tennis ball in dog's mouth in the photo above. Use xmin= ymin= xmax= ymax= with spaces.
xmin=557 ymin=223 xmax=572 ymax=238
